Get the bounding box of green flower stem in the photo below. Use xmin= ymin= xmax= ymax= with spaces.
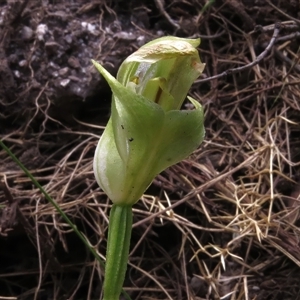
xmin=104 ymin=204 xmax=133 ymax=300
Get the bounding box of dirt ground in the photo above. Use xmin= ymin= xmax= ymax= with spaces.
xmin=1 ymin=0 xmax=300 ymax=299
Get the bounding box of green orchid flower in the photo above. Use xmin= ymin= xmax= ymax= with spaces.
xmin=93 ymin=36 xmax=206 ymax=300
xmin=93 ymin=36 xmax=205 ymax=206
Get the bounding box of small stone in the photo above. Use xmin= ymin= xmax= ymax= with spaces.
xmin=14 ymin=70 xmax=21 ymax=78
xmin=114 ymin=31 xmax=136 ymax=41
xmin=45 ymin=41 xmax=59 ymax=55
xmin=81 ymin=22 xmax=98 ymax=35
xmin=22 ymin=26 xmax=33 ymax=40
xmin=36 ymin=24 xmax=48 ymax=41
xmin=88 ymin=23 xmax=99 ymax=35
xmin=19 ymin=60 xmax=27 ymax=67
xmin=64 ymin=35 xmax=72 ymax=44
xmin=58 ymin=67 xmax=69 ymax=77
xmin=68 ymin=75 xmax=80 ymax=82
xmin=137 ymin=35 xmax=145 ymax=46
xmin=60 ymin=79 xmax=70 ymax=87
xmin=52 ymin=71 xmax=59 ymax=77
xmin=68 ymin=56 xmax=80 ymax=69
xmin=48 ymin=61 xmax=60 ymax=69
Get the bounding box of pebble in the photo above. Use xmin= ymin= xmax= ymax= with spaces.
xmin=45 ymin=41 xmax=60 ymax=55
xmin=60 ymin=79 xmax=70 ymax=87
xmin=68 ymin=56 xmax=80 ymax=69
xmin=22 ymin=26 xmax=33 ymax=40
xmin=19 ymin=60 xmax=28 ymax=67
xmin=58 ymin=67 xmax=69 ymax=76
xmin=36 ymin=24 xmax=48 ymax=41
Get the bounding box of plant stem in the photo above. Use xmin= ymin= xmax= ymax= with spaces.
xmin=103 ymin=204 xmax=132 ymax=300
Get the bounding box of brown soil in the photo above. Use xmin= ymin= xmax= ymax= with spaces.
xmin=1 ymin=0 xmax=300 ymax=299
